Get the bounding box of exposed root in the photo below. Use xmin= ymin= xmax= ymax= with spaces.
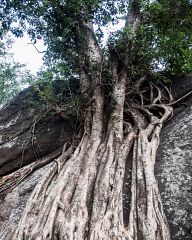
xmin=1 ymin=79 xmax=187 ymax=240
xmin=10 ymin=107 xmax=172 ymax=239
xmin=152 ymin=83 xmax=162 ymax=104
xmin=159 ymin=83 xmax=173 ymax=103
xmin=128 ymin=105 xmax=172 ymax=240
xmin=0 ymin=148 xmax=62 ymax=193
xmin=168 ymin=90 xmax=192 ymax=106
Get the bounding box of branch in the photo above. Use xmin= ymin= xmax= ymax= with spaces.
xmin=82 ymin=21 xmax=103 ymax=67
xmin=27 ymin=43 xmax=46 ymax=54
xmin=125 ymin=0 xmax=141 ymax=37
xmin=78 ymin=20 xmax=103 ymax=93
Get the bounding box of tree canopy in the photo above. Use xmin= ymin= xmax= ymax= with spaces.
xmin=1 ymin=0 xmax=192 ymax=83
xmin=0 ymin=1 xmax=192 ymax=239
xmin=0 ymin=33 xmax=34 ymax=104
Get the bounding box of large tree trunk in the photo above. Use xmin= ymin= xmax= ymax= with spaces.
xmin=4 ymin=102 xmax=172 ymax=240
xmin=0 ymin=1 xmax=177 ymax=239
xmin=0 ymin=71 xmax=174 ymax=240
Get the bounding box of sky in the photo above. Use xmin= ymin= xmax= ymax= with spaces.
xmin=11 ymin=33 xmax=46 ymax=74
xmin=11 ymin=20 xmax=125 ymax=75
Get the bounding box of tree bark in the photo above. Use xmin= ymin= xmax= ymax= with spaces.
xmin=0 ymin=80 xmax=173 ymax=240
xmin=0 ymin=1 xmax=175 ymax=239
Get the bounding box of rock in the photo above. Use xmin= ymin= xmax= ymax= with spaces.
xmin=156 ymin=103 xmax=192 ymax=240
xmin=171 ymin=74 xmax=192 ymax=115
xmin=155 ymin=75 xmax=192 ymax=239
xmin=171 ymin=74 xmax=192 ymax=99
xmin=0 ymin=162 xmax=54 ymax=239
xmin=0 ymin=77 xmax=191 ymax=239
xmin=0 ymin=83 xmax=73 ymax=176
xmin=123 ymin=75 xmax=192 ymax=238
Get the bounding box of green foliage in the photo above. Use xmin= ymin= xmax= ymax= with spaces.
xmin=0 ymin=0 xmax=128 ymax=75
xmin=0 ymin=0 xmax=192 ymax=90
xmin=0 ymin=34 xmax=34 ymax=104
xmin=32 ymin=75 xmax=80 ymax=117
xmin=143 ymin=0 xmax=192 ymax=74
xmin=117 ymin=0 xmax=192 ymax=76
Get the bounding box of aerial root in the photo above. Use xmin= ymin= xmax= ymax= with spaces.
xmin=128 ymin=107 xmax=171 ymax=240
xmin=168 ymin=90 xmax=192 ymax=106
xmin=152 ymin=83 xmax=162 ymax=104
xmin=13 ymin=133 xmax=95 ymax=239
xmin=0 ymin=148 xmax=62 ymax=193
xmin=2 ymin=79 xmax=190 ymax=240
xmin=11 ymin=127 xmax=136 ymax=240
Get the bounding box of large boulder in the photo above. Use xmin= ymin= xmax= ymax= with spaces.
xmin=156 ymin=102 xmax=192 ymax=240
xmin=0 ymin=76 xmax=191 ymax=239
xmin=155 ymin=74 xmax=192 ymax=239
xmin=0 ymin=83 xmax=73 ymax=176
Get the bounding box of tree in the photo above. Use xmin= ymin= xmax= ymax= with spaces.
xmin=0 ymin=33 xmax=34 ymax=104
xmin=0 ymin=0 xmax=192 ymax=239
